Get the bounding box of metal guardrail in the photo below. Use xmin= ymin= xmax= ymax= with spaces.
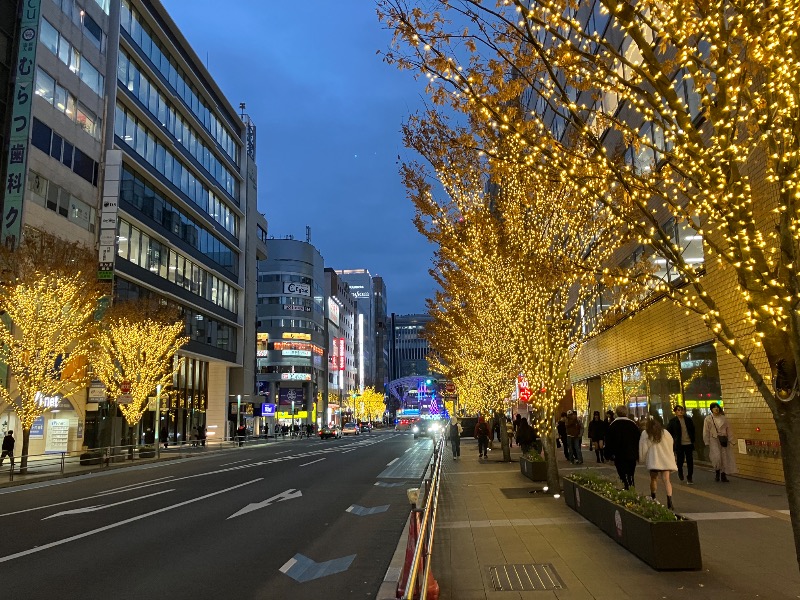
xmin=402 ymin=435 xmax=445 ymax=600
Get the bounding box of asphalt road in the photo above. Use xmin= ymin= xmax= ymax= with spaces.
xmin=0 ymin=430 xmax=432 ymax=600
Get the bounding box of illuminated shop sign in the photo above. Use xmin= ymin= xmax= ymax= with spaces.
xmin=283 ymin=332 xmax=311 ymax=341
xmin=283 ymin=282 xmax=310 ymax=297
xmin=338 ymin=337 xmax=345 ymax=371
xmin=273 ymin=341 xmax=322 ymax=355
xmin=327 ymin=297 xmax=340 ymax=327
xmin=281 ymin=373 xmax=311 ymax=381
xmin=282 ymin=349 xmax=311 ymax=357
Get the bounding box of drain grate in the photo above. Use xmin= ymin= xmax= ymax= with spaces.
xmin=488 ymin=563 xmax=565 ymax=591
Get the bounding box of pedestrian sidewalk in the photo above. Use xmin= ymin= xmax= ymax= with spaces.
xmin=389 ymin=438 xmax=800 ymax=599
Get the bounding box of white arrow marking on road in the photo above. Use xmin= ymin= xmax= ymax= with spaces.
xmin=227 ymin=488 xmax=303 ymax=520
xmin=43 ymin=489 xmax=174 ymax=520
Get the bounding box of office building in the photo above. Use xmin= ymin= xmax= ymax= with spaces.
xmin=373 ymin=276 xmax=389 ymax=390
xmin=0 ymin=0 xmax=260 ymax=450
xmin=389 ymin=313 xmax=433 ymax=380
xmin=256 ymin=238 xmax=326 ymax=431
xmin=335 ymin=268 xmax=377 ymax=390
xmin=322 ymin=268 xmax=356 ymax=425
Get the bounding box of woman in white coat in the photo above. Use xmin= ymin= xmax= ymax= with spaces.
xmin=703 ymin=402 xmax=737 ymax=482
xmin=639 ymin=418 xmax=678 ymax=509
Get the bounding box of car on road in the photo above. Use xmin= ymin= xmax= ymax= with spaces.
xmin=412 ymin=419 xmax=443 ymax=440
xmin=318 ymin=426 xmax=342 ymax=440
xmin=394 ymin=418 xmax=418 ymax=432
xmin=359 ymin=422 xmax=372 ymax=433
xmin=342 ymin=422 xmax=360 ymax=436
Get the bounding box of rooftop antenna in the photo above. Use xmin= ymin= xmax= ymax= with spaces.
xmin=239 ymin=102 xmax=246 ymax=118
xmin=306 ymin=225 xmax=311 ymax=243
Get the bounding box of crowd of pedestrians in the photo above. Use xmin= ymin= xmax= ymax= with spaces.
xmin=459 ymin=401 xmax=737 ymax=513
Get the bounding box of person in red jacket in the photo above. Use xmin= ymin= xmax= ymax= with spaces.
xmin=474 ymin=416 xmax=490 ymax=459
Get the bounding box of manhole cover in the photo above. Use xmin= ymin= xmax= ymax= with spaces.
xmin=488 ymin=563 xmax=565 ymax=591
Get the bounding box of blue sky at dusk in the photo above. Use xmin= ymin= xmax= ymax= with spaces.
xmin=161 ymin=0 xmax=434 ymax=314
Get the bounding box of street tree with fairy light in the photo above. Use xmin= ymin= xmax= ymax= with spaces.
xmin=379 ymin=0 xmax=800 ymax=562
xmin=90 ymin=299 xmax=188 ymax=442
xmin=0 ymin=232 xmax=102 ymax=472
xmin=405 ymin=111 xmax=639 ymax=486
xmin=356 ymin=386 xmax=387 ymax=422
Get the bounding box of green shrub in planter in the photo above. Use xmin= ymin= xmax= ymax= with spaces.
xmin=79 ymin=449 xmax=103 ymax=465
xmin=138 ymin=445 xmax=156 ymax=458
xmin=566 ymin=471 xmax=677 ymax=522
xmin=519 ymin=452 xmax=547 ymax=481
xmin=562 ymin=471 xmax=701 ymax=570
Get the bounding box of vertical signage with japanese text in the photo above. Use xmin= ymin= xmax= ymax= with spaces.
xmin=2 ymin=0 xmax=43 ymax=248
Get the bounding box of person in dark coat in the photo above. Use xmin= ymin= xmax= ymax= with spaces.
xmin=565 ymin=411 xmax=583 ymax=464
xmin=474 ymin=416 xmax=490 ymax=459
xmin=587 ymin=411 xmax=607 ymax=463
xmin=604 ymin=405 xmax=640 ymax=489
xmin=515 ymin=418 xmax=535 ymax=454
xmin=667 ymin=405 xmax=696 ymax=484
xmin=0 ymin=430 xmax=15 ymax=466
xmin=160 ymin=426 xmax=169 ymax=449
xmin=236 ymin=424 xmax=247 ymax=446
xmin=556 ymin=413 xmax=569 ymax=460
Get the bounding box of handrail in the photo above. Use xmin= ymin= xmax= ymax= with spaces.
xmin=402 ymin=435 xmax=445 ymax=599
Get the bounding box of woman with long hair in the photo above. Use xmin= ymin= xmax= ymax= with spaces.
xmin=587 ymin=410 xmax=607 ymax=463
xmin=639 ymin=417 xmax=678 ymax=509
xmin=703 ymin=402 xmax=737 ymax=482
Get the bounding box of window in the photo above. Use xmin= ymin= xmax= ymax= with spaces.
xmin=35 ymin=68 xmax=55 ymax=103
xmin=40 ymin=19 xmax=59 ymax=54
xmin=83 ymin=13 xmax=103 ymax=49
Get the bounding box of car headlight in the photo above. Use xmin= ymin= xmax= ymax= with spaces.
xmin=430 ymin=423 xmax=439 ymax=431
xmin=412 ymin=426 xmax=419 ymax=433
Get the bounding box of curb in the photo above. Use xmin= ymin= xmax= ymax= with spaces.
xmin=376 ymin=509 xmax=411 ymax=600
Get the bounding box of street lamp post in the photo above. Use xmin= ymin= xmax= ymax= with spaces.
xmin=155 ymin=384 xmax=161 ymax=458
xmin=291 ymin=400 xmax=295 ymax=438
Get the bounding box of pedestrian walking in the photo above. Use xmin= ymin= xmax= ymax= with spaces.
xmin=703 ymin=402 xmax=737 ymax=482
xmin=667 ymin=405 xmax=696 ymax=484
xmin=236 ymin=423 xmax=247 ymax=447
xmin=556 ymin=413 xmax=570 ymax=460
xmin=505 ymin=418 xmax=514 ymax=448
xmin=515 ymin=417 xmax=535 ymax=455
xmin=449 ymin=416 xmax=462 ymax=459
xmin=198 ymin=425 xmax=206 ymax=446
xmin=190 ymin=426 xmax=198 ymax=447
xmin=565 ymin=410 xmax=584 ymax=464
xmin=160 ymin=426 xmax=169 ymax=449
xmin=587 ymin=411 xmax=607 ymax=463
xmin=639 ymin=418 xmax=678 ymax=509
xmin=474 ymin=416 xmax=490 ymax=459
xmin=0 ymin=430 xmax=14 ymax=466
xmin=604 ymin=405 xmax=640 ymax=489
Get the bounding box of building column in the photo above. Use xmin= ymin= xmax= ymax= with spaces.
xmin=206 ymin=363 xmax=230 ymax=442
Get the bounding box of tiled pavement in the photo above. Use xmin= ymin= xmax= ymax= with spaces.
xmin=381 ymin=438 xmax=800 ymax=600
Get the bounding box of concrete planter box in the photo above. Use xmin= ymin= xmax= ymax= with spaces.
xmin=562 ymin=478 xmax=702 ymax=570
xmin=519 ymin=456 xmax=548 ymax=481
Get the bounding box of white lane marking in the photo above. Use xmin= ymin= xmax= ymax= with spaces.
xmin=779 ymin=510 xmax=791 ymax=515
xmin=43 ymin=489 xmax=174 ymax=519
xmin=405 ymin=448 xmax=412 ymax=453
xmin=0 ymin=479 xmax=261 ymax=564
xmin=95 ymin=476 xmax=174 ymax=495
xmin=299 ymin=458 xmax=326 ymax=467
xmin=220 ymin=458 xmax=252 ymax=467
xmin=387 ymin=458 xmax=399 ymax=466
xmin=279 ymin=557 xmax=298 ymax=574
xmin=346 ymin=505 xmax=355 ymax=513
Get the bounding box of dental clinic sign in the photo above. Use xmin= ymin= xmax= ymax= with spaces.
xmin=283 ymin=282 xmax=310 ymax=297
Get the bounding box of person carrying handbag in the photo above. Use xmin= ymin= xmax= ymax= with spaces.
xmin=703 ymin=402 xmax=737 ymax=482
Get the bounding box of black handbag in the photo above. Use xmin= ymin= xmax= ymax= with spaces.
xmin=713 ymin=417 xmax=729 ymax=447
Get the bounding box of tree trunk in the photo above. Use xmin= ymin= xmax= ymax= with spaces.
xmin=496 ymin=411 xmax=512 ymax=462
xmin=542 ymin=429 xmax=560 ymax=492
xmin=19 ymin=428 xmax=31 ymax=474
xmin=772 ymin=397 xmax=800 ymax=572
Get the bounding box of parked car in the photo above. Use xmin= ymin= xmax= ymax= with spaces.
xmin=342 ymin=422 xmax=360 ymax=436
xmin=318 ymin=426 xmax=342 ymax=440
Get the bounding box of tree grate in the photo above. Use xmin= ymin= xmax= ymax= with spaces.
xmin=488 ymin=563 xmax=565 ymax=591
